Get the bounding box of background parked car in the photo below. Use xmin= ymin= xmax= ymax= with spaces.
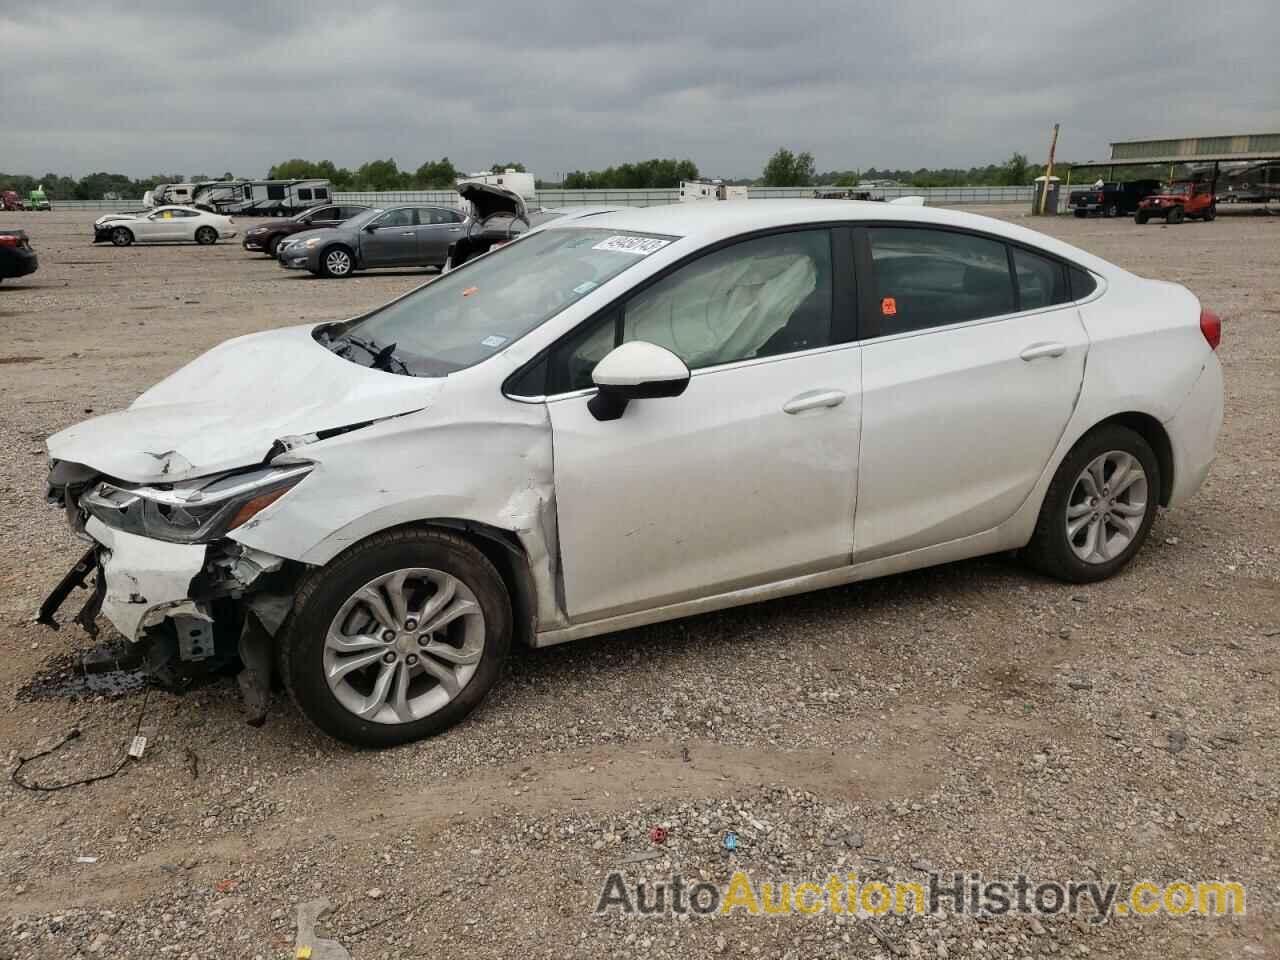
xmin=1 ymin=190 xmax=24 ymax=211
xmin=1136 ymin=181 xmax=1216 ymax=224
xmin=277 ymin=204 xmax=467 ymax=278
xmin=0 ymin=229 xmax=38 ymax=282
xmin=93 ymin=206 xmax=237 ymax=246
xmin=1069 ymin=180 xmax=1161 ymax=218
xmin=243 ymin=204 xmax=370 ymax=257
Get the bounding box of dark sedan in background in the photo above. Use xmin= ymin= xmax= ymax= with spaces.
xmin=277 ymin=204 xmax=467 ymax=277
xmin=0 ymin=229 xmax=38 ymax=283
xmin=243 ymin=203 xmax=370 ymax=257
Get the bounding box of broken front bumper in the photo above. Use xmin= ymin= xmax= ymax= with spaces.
xmin=80 ymin=516 xmax=210 ymax=642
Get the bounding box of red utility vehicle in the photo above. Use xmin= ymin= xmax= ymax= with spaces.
xmin=1136 ymin=181 xmax=1216 ymax=224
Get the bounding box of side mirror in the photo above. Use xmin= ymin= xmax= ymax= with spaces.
xmin=587 ymin=341 xmax=690 ymax=422
xmin=364 ymin=223 xmax=378 ymax=232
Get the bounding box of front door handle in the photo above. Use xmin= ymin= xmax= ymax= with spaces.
xmin=783 ymin=389 xmax=847 ymax=414
xmin=401 ymin=231 xmax=416 ymax=238
xmin=1020 ymin=341 xmax=1067 ymax=361
xmin=448 ymin=227 xmax=463 ymax=232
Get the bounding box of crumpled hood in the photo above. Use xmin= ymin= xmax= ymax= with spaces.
xmin=46 ymin=324 xmax=440 ymax=484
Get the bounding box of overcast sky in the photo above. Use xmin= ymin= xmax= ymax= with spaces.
xmin=3 ymin=0 xmax=1276 ymax=180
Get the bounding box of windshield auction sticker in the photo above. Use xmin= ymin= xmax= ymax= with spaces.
xmin=592 ymin=235 xmax=671 ymax=256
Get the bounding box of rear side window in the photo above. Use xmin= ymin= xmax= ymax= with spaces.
xmin=428 ymin=208 xmax=463 ymax=224
xmin=867 ymin=227 xmax=1013 ymax=334
xmin=1012 ymin=246 xmax=1069 ymax=310
xmin=298 ymin=188 xmax=313 ymax=201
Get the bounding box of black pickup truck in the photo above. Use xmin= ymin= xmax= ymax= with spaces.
xmin=1069 ymin=180 xmax=1162 ymax=218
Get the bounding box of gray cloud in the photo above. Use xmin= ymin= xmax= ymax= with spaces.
xmin=2 ymin=0 xmax=1276 ymax=179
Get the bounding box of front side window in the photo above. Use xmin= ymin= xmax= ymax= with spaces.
xmin=867 ymin=227 xmax=1014 ymax=334
xmin=371 ymin=208 xmax=416 ymax=229
xmin=551 ymin=229 xmax=833 ymax=392
xmin=333 ymin=228 xmax=673 ymax=377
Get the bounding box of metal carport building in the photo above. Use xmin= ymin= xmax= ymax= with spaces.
xmin=1067 ymin=133 xmax=1280 ymax=199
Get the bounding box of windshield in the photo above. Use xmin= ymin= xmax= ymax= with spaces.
xmin=329 ymin=227 xmax=677 ymax=377
xmin=1163 ymin=183 xmax=1191 ymax=195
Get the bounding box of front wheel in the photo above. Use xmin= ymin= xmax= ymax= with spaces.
xmin=1105 ymin=203 xmax=1119 ymax=218
xmin=282 ymin=528 xmax=512 ymax=747
xmin=319 ymin=245 xmax=354 ymax=278
xmin=1022 ymin=425 xmax=1160 ymax=583
xmin=110 ymin=227 xmax=134 ymax=246
xmin=1168 ymin=206 xmax=1184 ymax=224
xmin=266 ymin=234 xmax=283 ymax=257
xmin=1135 ymin=212 xmax=1149 ymax=225
xmin=1203 ymin=205 xmax=1217 ymax=222
xmin=195 ymin=226 xmax=218 ymax=245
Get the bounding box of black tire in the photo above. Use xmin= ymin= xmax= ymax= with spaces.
xmin=1203 ymin=205 xmax=1216 ymax=222
xmin=266 ymin=234 xmax=283 ymax=257
xmin=282 ymin=527 xmax=512 ymax=748
xmin=1022 ymin=424 xmax=1160 ymax=584
xmin=110 ymin=226 xmax=134 ymax=246
xmin=1135 ymin=212 xmax=1148 ymax=225
xmin=1168 ymin=206 xmax=1184 ymax=224
xmin=1105 ymin=203 xmax=1119 ymax=218
xmin=195 ymin=226 xmax=218 ymax=245
xmin=1073 ymin=210 xmax=1087 ymax=218
xmin=319 ymin=244 xmax=355 ymax=278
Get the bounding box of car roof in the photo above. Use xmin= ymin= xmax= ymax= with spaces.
xmin=541 ymin=200 xmax=1119 ymax=276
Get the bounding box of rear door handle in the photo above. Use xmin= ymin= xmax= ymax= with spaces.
xmin=448 ymin=227 xmax=463 ymax=232
xmin=783 ymin=389 xmax=847 ymax=414
xmin=1020 ymin=341 xmax=1067 ymax=361
xmin=401 ymin=231 xmax=416 ymax=237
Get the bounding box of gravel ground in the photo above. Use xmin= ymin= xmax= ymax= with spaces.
xmin=0 ymin=207 xmax=1277 ymax=959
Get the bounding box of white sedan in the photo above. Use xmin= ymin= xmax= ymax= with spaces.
xmin=92 ymin=206 xmax=237 ymax=246
xmin=43 ymin=202 xmax=1222 ymax=747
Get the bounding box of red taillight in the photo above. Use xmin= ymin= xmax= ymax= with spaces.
xmin=1200 ymin=307 xmax=1221 ymax=350
xmin=0 ymin=235 xmax=19 ymax=248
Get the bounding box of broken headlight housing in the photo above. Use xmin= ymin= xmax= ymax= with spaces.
xmin=80 ymin=463 xmax=313 ymax=544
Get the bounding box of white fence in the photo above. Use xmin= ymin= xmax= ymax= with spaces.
xmin=45 ymin=184 xmax=1047 ymax=212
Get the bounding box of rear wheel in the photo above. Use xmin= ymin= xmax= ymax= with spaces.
xmin=320 ymin=245 xmax=354 ymax=278
xmin=1022 ymin=425 xmax=1160 ymax=583
xmin=1105 ymin=202 xmax=1119 ymax=218
xmin=1168 ymin=206 xmax=1184 ymax=224
xmin=195 ymin=226 xmax=218 ymax=245
xmin=1135 ymin=212 xmax=1149 ymax=225
xmin=282 ymin=528 xmax=512 ymax=747
xmin=110 ymin=227 xmax=133 ymax=246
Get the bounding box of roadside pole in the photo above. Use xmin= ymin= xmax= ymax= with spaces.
xmin=1039 ymin=123 xmax=1060 ymax=216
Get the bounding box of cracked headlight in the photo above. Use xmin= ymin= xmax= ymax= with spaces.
xmin=81 ymin=463 xmax=312 ymax=544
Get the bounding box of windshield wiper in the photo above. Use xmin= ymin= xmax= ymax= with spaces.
xmin=327 ymin=333 xmax=411 ymax=375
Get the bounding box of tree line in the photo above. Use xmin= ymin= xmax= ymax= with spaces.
xmin=3 ymin=150 xmax=1125 ymax=200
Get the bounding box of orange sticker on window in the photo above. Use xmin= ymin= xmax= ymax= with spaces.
xmin=881 ymin=296 xmax=897 ymax=317
xmin=462 ymin=286 xmax=478 ymax=297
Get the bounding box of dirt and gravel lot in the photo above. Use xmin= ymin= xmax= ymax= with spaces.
xmin=0 ymin=207 xmax=1277 ymax=959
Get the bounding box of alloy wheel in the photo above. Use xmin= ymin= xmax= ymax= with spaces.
xmin=325 ymin=249 xmax=352 ymax=276
xmin=323 ymin=568 xmax=485 ymax=725
xmin=1065 ymin=451 xmax=1148 ymax=564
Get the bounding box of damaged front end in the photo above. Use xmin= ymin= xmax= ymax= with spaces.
xmin=38 ymin=458 xmax=313 ymax=720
